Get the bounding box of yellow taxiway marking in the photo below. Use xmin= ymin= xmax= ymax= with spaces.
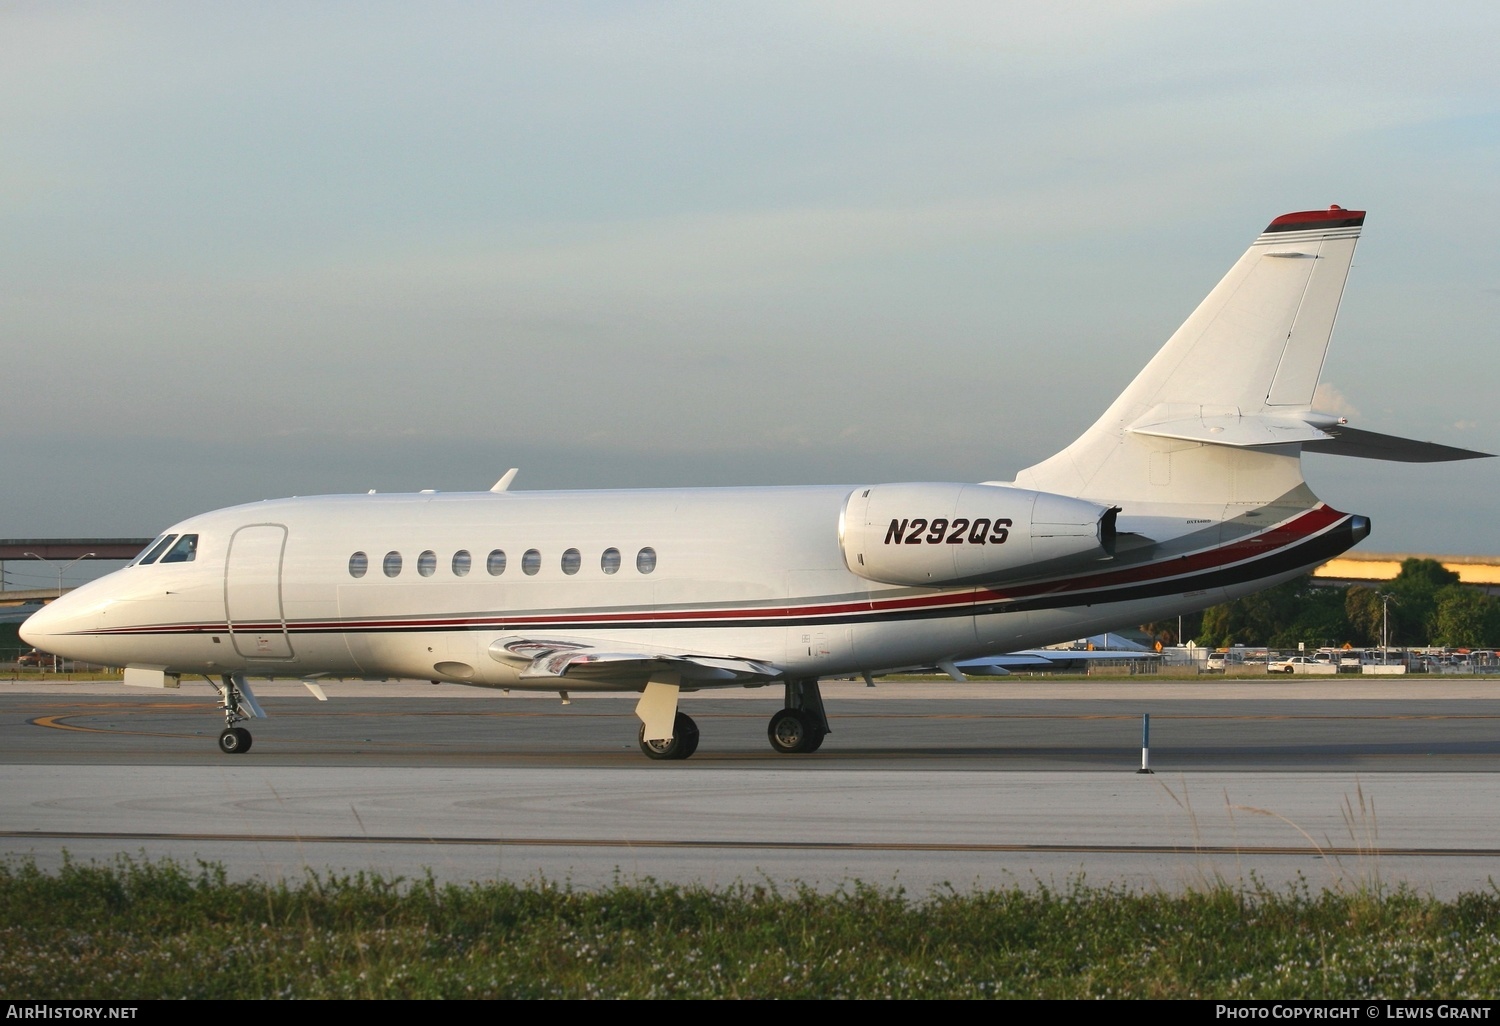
xmin=30 ymin=713 xmax=201 ymax=737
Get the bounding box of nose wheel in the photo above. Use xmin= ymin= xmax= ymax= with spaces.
xmin=211 ymin=672 xmax=266 ymax=755
xmin=217 ymin=727 xmax=253 ymax=754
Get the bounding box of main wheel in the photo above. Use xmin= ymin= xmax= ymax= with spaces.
xmin=767 ymin=708 xmax=824 ymax=754
xmin=677 ymin=715 xmax=701 ymax=758
xmin=218 ymin=727 xmax=252 ymax=754
xmin=638 ymin=712 xmax=699 ymax=761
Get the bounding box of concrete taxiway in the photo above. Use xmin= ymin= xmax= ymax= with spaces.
xmin=3 ymin=677 xmax=1499 ymax=897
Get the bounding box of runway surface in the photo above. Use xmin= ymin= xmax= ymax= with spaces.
xmin=4 ymin=677 xmax=1499 ymax=897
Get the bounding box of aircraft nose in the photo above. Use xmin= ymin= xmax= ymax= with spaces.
xmin=20 ymin=593 xmax=90 ymax=655
xmin=20 ymin=601 xmax=61 ymax=649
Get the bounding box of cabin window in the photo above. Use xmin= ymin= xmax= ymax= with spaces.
xmin=136 ymin=535 xmax=177 ymax=566
xmin=561 ymin=548 xmax=581 ymax=575
xmin=383 ymin=551 xmax=403 ymax=577
xmin=159 ymin=534 xmax=199 ymax=564
xmin=417 ymin=550 xmax=437 ymax=577
xmin=522 ymin=549 xmax=541 ymax=576
xmin=487 ymin=549 xmax=507 ymax=576
xmin=636 ymin=547 xmax=657 ymax=574
xmin=601 ymin=547 xmax=621 ymax=574
xmin=452 ymin=550 xmax=472 ymax=577
xmin=349 ymin=552 xmax=369 ymax=578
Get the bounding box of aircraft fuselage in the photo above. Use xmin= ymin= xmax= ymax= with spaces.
xmin=26 ymin=484 xmax=1365 ymax=689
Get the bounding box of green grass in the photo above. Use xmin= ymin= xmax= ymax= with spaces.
xmin=3 ymin=857 xmax=1499 ymax=998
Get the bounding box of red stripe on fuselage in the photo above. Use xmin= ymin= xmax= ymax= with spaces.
xmin=71 ymin=504 xmax=1347 ymax=637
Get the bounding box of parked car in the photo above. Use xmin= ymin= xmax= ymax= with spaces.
xmin=17 ymin=649 xmax=47 ymax=667
xmin=1267 ymin=655 xmax=1319 ymax=674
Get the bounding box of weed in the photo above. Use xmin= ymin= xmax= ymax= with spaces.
xmin=3 ymin=855 xmax=1499 ymax=998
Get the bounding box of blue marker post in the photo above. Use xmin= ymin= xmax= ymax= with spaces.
xmin=1137 ymin=712 xmax=1154 ymax=774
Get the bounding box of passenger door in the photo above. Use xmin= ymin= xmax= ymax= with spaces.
xmin=225 ymin=524 xmax=295 ymax=660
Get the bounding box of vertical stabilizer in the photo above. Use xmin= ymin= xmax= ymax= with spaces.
xmin=1014 ymin=207 xmax=1363 ymax=507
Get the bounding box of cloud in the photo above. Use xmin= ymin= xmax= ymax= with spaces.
xmin=1311 ymin=384 xmax=1361 ymax=421
xmin=2 ymin=1 xmax=1497 ymax=550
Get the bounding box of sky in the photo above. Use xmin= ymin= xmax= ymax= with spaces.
xmin=3 ymin=1 xmax=1498 ymax=590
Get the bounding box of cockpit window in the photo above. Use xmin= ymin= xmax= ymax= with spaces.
xmin=136 ymin=535 xmax=178 ymax=566
xmin=131 ymin=535 xmax=167 ymax=564
xmin=158 ymin=534 xmax=199 ymax=564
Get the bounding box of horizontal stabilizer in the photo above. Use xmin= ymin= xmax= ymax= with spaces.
xmin=1130 ymin=408 xmax=1332 ymax=448
xmin=1303 ymin=426 xmax=1494 ymax=463
xmin=1129 ymin=406 xmax=1492 ymax=463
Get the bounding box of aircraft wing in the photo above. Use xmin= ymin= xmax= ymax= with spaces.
xmin=877 ymin=633 xmax=1160 ymax=678
xmin=488 ymin=635 xmax=783 ymax=687
xmin=954 ymin=654 xmax=1054 ymax=675
xmin=957 ymin=639 xmax=1160 ymax=676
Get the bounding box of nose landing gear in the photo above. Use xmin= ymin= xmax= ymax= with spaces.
xmin=211 ymin=672 xmax=265 ymax=755
xmin=218 ymin=726 xmax=252 ymax=754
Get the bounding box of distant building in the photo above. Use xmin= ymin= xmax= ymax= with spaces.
xmin=1313 ymin=553 xmax=1500 ymax=595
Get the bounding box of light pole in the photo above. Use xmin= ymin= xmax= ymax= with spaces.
xmin=23 ymin=552 xmax=96 ymax=597
xmin=1378 ymin=591 xmax=1399 ymax=665
xmin=23 ymin=552 xmax=95 ymax=671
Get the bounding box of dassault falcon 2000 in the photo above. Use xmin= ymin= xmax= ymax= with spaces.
xmin=22 ymin=206 xmax=1490 ymax=759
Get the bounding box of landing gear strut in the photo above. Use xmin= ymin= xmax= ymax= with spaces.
xmin=211 ymin=672 xmax=265 ymax=755
xmin=767 ymin=679 xmax=830 ymax=754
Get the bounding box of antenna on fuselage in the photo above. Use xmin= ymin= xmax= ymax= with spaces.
xmin=491 ymin=468 xmax=519 ymax=492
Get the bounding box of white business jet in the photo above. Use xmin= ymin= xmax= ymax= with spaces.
xmin=22 ymin=207 xmax=1488 ymax=759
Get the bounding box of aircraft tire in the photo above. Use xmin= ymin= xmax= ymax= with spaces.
xmin=678 ymin=715 xmax=701 ymax=758
xmin=767 ymin=709 xmax=823 ymax=755
xmin=638 ymin=712 xmax=698 ymax=761
xmin=218 ymin=727 xmax=252 ymax=755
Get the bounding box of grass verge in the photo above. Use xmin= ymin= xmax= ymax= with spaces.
xmin=3 ymin=856 xmax=1498 ymax=998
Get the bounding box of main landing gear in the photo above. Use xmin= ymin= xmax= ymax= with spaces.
xmin=631 ymin=677 xmax=833 ymax=760
xmin=767 ymin=678 xmax=830 ymax=754
xmin=211 ymin=672 xmax=265 ymax=755
xmin=638 ymin=711 xmax=700 ymax=760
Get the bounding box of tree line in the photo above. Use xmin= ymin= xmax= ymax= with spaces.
xmin=1142 ymin=559 xmax=1500 ymax=651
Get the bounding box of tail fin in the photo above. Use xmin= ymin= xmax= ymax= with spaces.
xmin=1014 ymin=207 xmax=1487 ymax=509
xmin=1128 ymin=205 xmax=1365 ymax=416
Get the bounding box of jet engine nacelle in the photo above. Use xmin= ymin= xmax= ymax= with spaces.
xmin=840 ymin=482 xmax=1116 ymax=587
